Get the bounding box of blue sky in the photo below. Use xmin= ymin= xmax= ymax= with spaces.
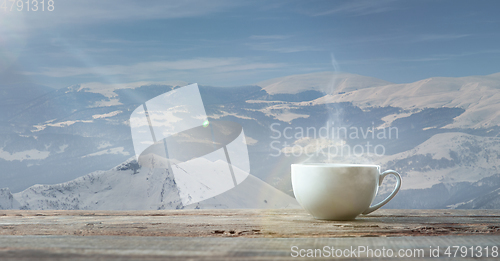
xmin=1 ymin=0 xmax=500 ymax=88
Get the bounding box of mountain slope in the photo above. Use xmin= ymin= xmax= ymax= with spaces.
xmin=256 ymin=71 xmax=393 ymax=95
xmin=6 ymin=157 xmax=298 ymax=210
xmin=376 ymin=132 xmax=500 ymax=208
xmin=2 ymin=71 xmax=500 ymax=209
xmin=257 ymin=71 xmax=500 ymax=129
xmin=382 ymin=132 xmax=500 ymax=190
xmin=312 ymin=73 xmax=500 ymax=129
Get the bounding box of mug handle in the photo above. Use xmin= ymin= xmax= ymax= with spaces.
xmin=362 ymin=170 xmax=401 ymax=215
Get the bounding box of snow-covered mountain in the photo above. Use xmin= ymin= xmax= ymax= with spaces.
xmin=255 ymin=72 xmax=500 ymax=209
xmin=258 ymin=72 xmax=500 ymax=129
xmin=373 ymin=132 xmax=500 ymax=208
xmin=1 ymin=71 xmax=500 ymax=209
xmin=0 ymin=82 xmax=187 ymax=192
xmin=0 ymin=156 xmax=298 ymax=210
xmin=256 ymin=72 xmax=392 ymax=95
xmin=383 ymin=132 xmax=500 ymax=189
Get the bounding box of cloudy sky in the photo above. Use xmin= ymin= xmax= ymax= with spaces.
xmin=1 ymin=0 xmax=499 ymax=88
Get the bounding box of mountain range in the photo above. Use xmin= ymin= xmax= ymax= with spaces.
xmin=0 ymin=156 xmax=298 ymax=210
xmin=1 ymin=71 xmax=500 ymax=209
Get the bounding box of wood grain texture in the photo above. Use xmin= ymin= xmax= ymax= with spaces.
xmin=0 ymin=235 xmax=499 ymax=260
xmin=1 ymin=210 xmax=499 ymax=260
xmin=1 ymin=209 xmax=499 ymax=237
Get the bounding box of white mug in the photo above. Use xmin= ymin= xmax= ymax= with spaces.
xmin=291 ymin=163 xmax=401 ymax=220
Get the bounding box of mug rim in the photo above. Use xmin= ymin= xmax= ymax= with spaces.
xmin=292 ymin=163 xmax=379 ymax=168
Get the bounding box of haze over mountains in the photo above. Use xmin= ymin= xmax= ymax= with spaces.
xmin=1 ymin=71 xmax=500 ymax=209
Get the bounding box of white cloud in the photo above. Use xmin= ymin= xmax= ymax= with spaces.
xmin=339 ymin=49 xmax=500 ymax=65
xmin=336 ymin=33 xmax=472 ymax=46
xmin=414 ymin=34 xmax=471 ymax=42
xmin=250 ymin=35 xmax=293 ymax=40
xmin=12 ymin=0 xmax=239 ymax=30
xmin=25 ymin=57 xmax=287 ymax=79
xmin=247 ymin=43 xmax=321 ymax=53
xmin=311 ymin=0 xmax=399 ymax=17
xmin=247 ymin=34 xmax=320 ymax=53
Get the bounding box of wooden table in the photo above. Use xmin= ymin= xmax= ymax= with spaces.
xmin=0 ymin=209 xmax=499 ymax=260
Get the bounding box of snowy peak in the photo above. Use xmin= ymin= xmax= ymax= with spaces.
xmin=7 ymin=157 xmax=298 ymax=210
xmin=384 ymin=132 xmax=500 ymax=166
xmin=256 ymin=71 xmax=393 ymax=94
xmin=382 ymin=132 xmax=500 ymax=190
xmin=256 ymin=71 xmax=500 ymax=128
xmin=486 ymin=72 xmax=500 ymax=79
xmin=64 ymin=81 xmax=189 ymax=98
xmin=303 ymin=73 xmax=500 ymax=128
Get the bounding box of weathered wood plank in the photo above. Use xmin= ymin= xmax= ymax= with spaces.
xmin=0 ymin=235 xmax=499 ymax=260
xmin=1 ymin=209 xmax=499 ymax=238
xmin=1 ymin=210 xmax=499 ymax=260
